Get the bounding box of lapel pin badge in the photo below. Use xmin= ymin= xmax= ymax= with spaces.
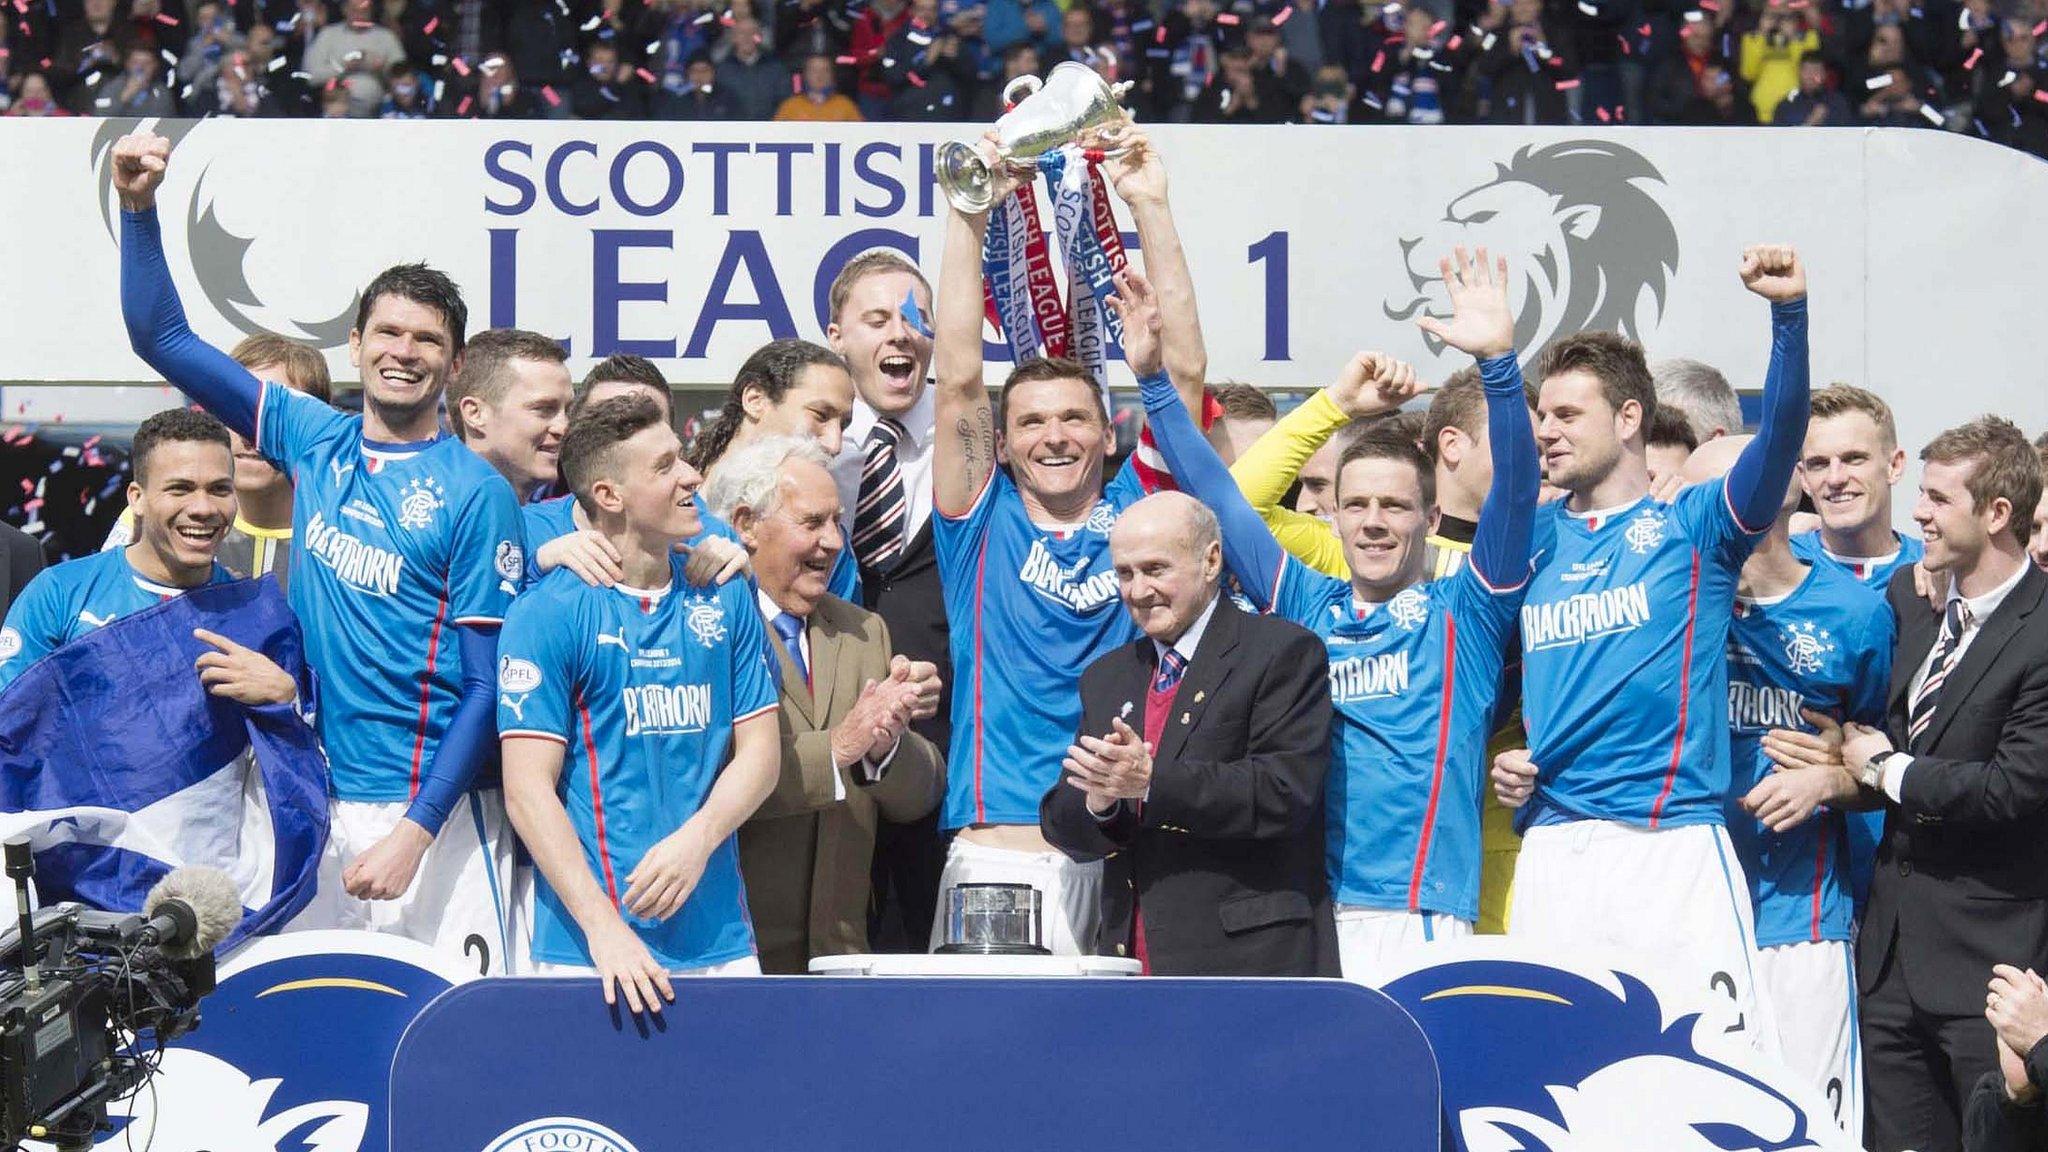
xmin=1194 ymin=690 xmax=1206 ymax=703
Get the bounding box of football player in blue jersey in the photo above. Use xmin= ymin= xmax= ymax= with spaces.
xmin=1793 ymin=384 xmax=1923 ymax=590
xmin=521 ymin=360 xmax=748 ymax=592
xmin=1491 ymin=245 xmax=1811 ymax=1046
xmin=0 ymin=409 xmax=292 ymax=699
xmin=924 ymin=127 xmax=1211 ymax=953
xmin=1 ymin=409 xmax=305 ymax=893
xmin=1120 ymin=250 xmax=1538 ymax=984
xmin=1685 ymin=434 xmax=1892 ymax=1143
xmin=446 ymin=328 xmax=574 ymax=504
xmin=113 ymin=130 xmax=526 ymax=973
xmin=499 ymin=394 xmax=781 ymax=1012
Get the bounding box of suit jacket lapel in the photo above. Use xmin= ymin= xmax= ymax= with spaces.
xmin=1889 ymin=595 xmax=1940 ymax=711
xmin=1151 ymin=597 xmax=1240 ymax=772
xmin=810 ymin=600 xmax=853 ymax=726
xmin=1920 ymin=567 xmax=2044 ymax=749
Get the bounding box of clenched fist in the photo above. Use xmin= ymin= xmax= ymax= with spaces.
xmin=112 ymin=131 xmax=174 ymax=211
xmin=1739 ymin=245 xmax=1806 ymax=304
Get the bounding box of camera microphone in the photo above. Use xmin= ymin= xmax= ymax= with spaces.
xmin=139 ymin=868 xmax=242 ymax=960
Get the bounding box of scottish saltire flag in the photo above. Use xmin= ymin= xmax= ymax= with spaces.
xmin=0 ymin=577 xmax=327 ymax=954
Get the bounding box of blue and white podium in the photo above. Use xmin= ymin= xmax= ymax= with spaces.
xmin=389 ymin=976 xmax=1442 ymax=1151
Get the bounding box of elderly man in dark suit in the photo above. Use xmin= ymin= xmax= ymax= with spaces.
xmin=1816 ymin=415 xmax=2048 ymax=1152
xmin=706 ymin=435 xmax=944 ymax=974
xmin=1039 ymin=489 xmax=1336 ymax=977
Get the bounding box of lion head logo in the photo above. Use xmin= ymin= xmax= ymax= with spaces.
xmin=92 ymin=117 xmax=360 ymax=348
xmin=1385 ymin=140 xmax=1679 ymax=362
xmin=1385 ymin=956 xmax=1835 ymax=1152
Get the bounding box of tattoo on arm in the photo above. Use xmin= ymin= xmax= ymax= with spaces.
xmin=955 ymin=406 xmax=996 ymax=495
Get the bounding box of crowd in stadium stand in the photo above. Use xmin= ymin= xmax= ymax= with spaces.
xmin=1 ymin=0 xmax=2044 ymax=157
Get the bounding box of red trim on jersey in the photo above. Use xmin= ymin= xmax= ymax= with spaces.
xmin=971 ymin=535 xmax=990 ymax=823
xmin=577 ymin=698 xmax=621 ymax=906
xmin=1809 ymin=824 xmax=1829 ymax=942
xmin=406 ymin=596 xmax=449 ymax=799
xmin=1649 ymin=551 xmax=1702 ymax=828
xmin=1408 ymin=613 xmax=1458 ymax=911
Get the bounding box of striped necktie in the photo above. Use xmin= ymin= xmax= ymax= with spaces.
xmin=1907 ymin=599 xmax=1970 ymax=748
xmin=851 ymin=418 xmax=908 ymax=570
xmin=1153 ymin=648 xmax=1187 ymax=695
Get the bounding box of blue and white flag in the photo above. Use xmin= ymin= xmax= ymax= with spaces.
xmin=0 ymin=577 xmax=328 ymax=954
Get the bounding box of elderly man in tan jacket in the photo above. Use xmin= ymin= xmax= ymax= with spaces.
xmin=706 ymin=436 xmax=943 ymax=972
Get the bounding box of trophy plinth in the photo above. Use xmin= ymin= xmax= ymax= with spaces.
xmin=934 ymin=882 xmax=1049 ymax=956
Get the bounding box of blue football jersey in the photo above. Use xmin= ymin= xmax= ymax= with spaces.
xmin=934 ymin=462 xmax=1145 ymax=829
xmin=496 ymin=559 xmax=778 ymax=970
xmin=1520 ymin=482 xmax=1762 ymax=828
xmin=1723 ymin=562 xmax=1893 ymax=947
xmin=1789 ymin=529 xmax=1923 ymax=591
xmin=255 ymin=381 xmax=525 ymax=804
xmin=1271 ymin=558 xmax=1525 ymax=922
xmin=0 ymin=549 xmax=236 ymax=689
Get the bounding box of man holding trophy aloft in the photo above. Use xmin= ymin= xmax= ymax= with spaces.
xmin=923 ymin=65 xmax=1217 ymax=957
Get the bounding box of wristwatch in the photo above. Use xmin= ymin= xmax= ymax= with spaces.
xmin=1858 ymin=749 xmax=1901 ymax=791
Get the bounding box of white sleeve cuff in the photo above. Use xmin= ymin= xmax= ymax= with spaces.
xmin=1881 ymin=754 xmax=1912 ymax=804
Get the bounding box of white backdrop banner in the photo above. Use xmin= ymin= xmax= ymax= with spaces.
xmin=2 ymin=118 xmax=2045 ymax=450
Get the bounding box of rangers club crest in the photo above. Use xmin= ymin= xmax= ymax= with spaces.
xmin=396 ymin=476 xmax=446 ymax=531
xmin=1085 ymin=501 xmax=1120 ymax=536
xmin=1780 ymin=621 xmax=1835 ymax=675
xmin=1386 ymin=588 xmax=1430 ymax=630
xmin=1624 ymin=509 xmax=1667 ymax=555
xmin=685 ymin=598 xmax=727 ymax=648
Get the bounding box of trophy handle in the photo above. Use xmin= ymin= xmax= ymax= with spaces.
xmin=1001 ymin=73 xmax=1043 ymax=110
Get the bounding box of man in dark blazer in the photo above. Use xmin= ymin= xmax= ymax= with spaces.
xmin=1040 ymin=490 xmax=1336 ymax=977
xmin=1835 ymin=416 xmax=2048 ymax=1152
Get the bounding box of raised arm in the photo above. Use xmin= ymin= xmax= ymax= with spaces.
xmin=1102 ymin=130 xmax=1205 ymax=416
xmin=931 ymin=136 xmax=1024 ymax=518
xmin=113 ymin=132 xmax=263 ymax=438
xmin=1725 ymin=245 xmax=1811 ymax=533
xmin=1110 ymin=271 xmax=1289 ymax=609
xmin=1415 ymin=247 xmax=1538 ymax=591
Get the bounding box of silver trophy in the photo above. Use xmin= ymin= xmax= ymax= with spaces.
xmin=935 ymin=883 xmax=1050 ymax=955
xmin=934 ymin=62 xmax=1135 ymax=215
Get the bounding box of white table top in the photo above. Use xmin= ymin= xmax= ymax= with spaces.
xmin=808 ymin=953 xmax=1143 ymax=977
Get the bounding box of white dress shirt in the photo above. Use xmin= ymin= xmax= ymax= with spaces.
xmin=1882 ymin=557 xmax=2031 ymax=800
xmin=831 ymin=385 xmax=938 ymax=549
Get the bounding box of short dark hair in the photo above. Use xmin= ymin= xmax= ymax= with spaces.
xmin=1921 ymin=416 xmax=2044 ymax=548
xmin=560 ymin=393 xmax=671 ymax=517
xmin=353 ymin=262 xmax=469 ymax=353
xmin=996 ymin=356 xmax=1106 ymax=431
xmin=687 ymin=338 xmax=849 ymax=470
xmin=1211 ymin=382 xmax=1277 ymax=422
xmin=230 ymin=334 xmax=332 ymax=403
xmin=1532 ymin=331 xmax=1656 ymax=433
xmin=446 ymin=328 xmax=567 ymax=440
xmin=132 ymin=407 xmax=232 ymax=483
xmin=1335 ymin=427 xmax=1436 ymax=507
xmin=1424 ymin=365 xmax=1537 ymax=463
xmin=826 ymin=249 xmax=928 ymax=325
xmin=575 ymin=354 xmax=672 ymax=421
xmin=1646 ymin=405 xmax=1699 ymax=453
